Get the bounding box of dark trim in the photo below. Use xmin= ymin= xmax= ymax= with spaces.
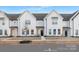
xmin=72 ymin=13 xmax=79 ymax=20
xmin=36 ymin=26 xmax=44 ymax=28
xmin=44 ymin=36 xmax=62 ymax=37
xmin=9 ymin=26 xmax=18 ymax=28
xmin=0 ymin=36 xmax=13 ymax=38
xmin=16 ymin=36 xmax=41 ymax=37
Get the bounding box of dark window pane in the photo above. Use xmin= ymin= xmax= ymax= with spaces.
xmin=27 ymin=30 xmax=29 ymax=35
xmin=49 ymin=29 xmax=51 ymax=35
xmin=5 ymin=30 xmax=7 ymax=35
xmin=58 ymin=29 xmax=60 ymax=34
xmin=0 ymin=30 xmax=2 ymax=35
xmin=53 ymin=29 xmax=56 ymax=35
xmin=31 ymin=30 xmax=34 ymax=34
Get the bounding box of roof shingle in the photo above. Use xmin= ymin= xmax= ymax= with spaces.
xmin=33 ymin=13 xmax=47 ymax=20
xmin=6 ymin=14 xmax=20 ymax=20
xmin=5 ymin=11 xmax=78 ymax=21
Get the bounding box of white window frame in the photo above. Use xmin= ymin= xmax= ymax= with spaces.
xmin=25 ymin=20 xmax=31 ymax=25
xmin=51 ymin=17 xmax=58 ymax=25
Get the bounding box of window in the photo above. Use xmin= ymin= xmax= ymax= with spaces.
xmin=2 ymin=20 xmax=5 ymax=25
xmin=25 ymin=20 xmax=31 ymax=25
xmin=22 ymin=30 xmax=25 ymax=35
xmin=5 ymin=30 xmax=7 ymax=35
xmin=2 ymin=22 xmax=5 ymax=25
xmin=75 ymin=29 xmax=78 ymax=35
xmin=51 ymin=17 xmax=58 ymax=19
xmin=49 ymin=29 xmax=51 ymax=35
xmin=27 ymin=30 xmax=29 ymax=35
xmin=58 ymin=29 xmax=60 ymax=34
xmin=0 ymin=17 xmax=5 ymax=25
xmin=52 ymin=17 xmax=58 ymax=24
xmin=14 ymin=22 xmax=16 ymax=24
xmin=53 ymin=29 xmax=56 ymax=35
xmin=0 ymin=30 xmax=2 ymax=35
xmin=0 ymin=17 xmax=4 ymax=20
xmin=31 ymin=29 xmax=34 ymax=34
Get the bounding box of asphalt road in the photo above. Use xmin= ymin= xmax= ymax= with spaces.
xmin=0 ymin=44 xmax=79 ymax=52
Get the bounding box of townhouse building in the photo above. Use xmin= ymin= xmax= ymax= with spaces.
xmin=0 ymin=10 xmax=79 ymax=37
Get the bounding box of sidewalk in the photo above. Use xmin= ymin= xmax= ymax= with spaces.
xmin=0 ymin=37 xmax=79 ymax=45
xmin=0 ymin=38 xmax=79 ymax=45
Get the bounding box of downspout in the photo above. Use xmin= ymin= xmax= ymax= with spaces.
xmin=73 ymin=19 xmax=74 ymax=37
xmin=46 ymin=19 xmax=47 ymax=36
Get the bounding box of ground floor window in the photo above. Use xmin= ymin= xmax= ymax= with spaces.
xmin=27 ymin=30 xmax=29 ymax=35
xmin=58 ymin=29 xmax=60 ymax=35
xmin=5 ymin=30 xmax=7 ymax=35
xmin=22 ymin=30 xmax=25 ymax=35
xmin=31 ymin=29 xmax=34 ymax=34
xmin=0 ymin=29 xmax=2 ymax=35
xmin=75 ymin=29 xmax=78 ymax=35
xmin=53 ymin=29 xmax=56 ymax=35
xmin=49 ymin=29 xmax=51 ymax=35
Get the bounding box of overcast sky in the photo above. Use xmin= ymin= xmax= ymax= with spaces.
xmin=0 ymin=6 xmax=79 ymax=13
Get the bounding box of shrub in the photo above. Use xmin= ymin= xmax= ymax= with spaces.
xmin=19 ymin=40 xmax=32 ymax=44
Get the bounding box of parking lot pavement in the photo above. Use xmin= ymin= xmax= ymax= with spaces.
xmin=0 ymin=44 xmax=79 ymax=52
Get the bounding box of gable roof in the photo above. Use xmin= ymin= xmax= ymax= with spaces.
xmin=33 ymin=13 xmax=47 ymax=20
xmin=33 ymin=13 xmax=73 ymax=21
xmin=70 ymin=11 xmax=79 ymax=20
xmin=61 ymin=14 xmax=73 ymax=21
xmin=4 ymin=11 xmax=79 ymax=21
xmin=6 ymin=14 xmax=20 ymax=20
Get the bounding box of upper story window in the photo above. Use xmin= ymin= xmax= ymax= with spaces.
xmin=45 ymin=18 xmax=47 ymax=20
xmin=25 ymin=20 xmax=31 ymax=25
xmin=0 ymin=17 xmax=4 ymax=20
xmin=0 ymin=17 xmax=5 ymax=25
xmin=51 ymin=17 xmax=58 ymax=24
xmin=2 ymin=21 xmax=5 ymax=25
xmin=14 ymin=21 xmax=17 ymax=24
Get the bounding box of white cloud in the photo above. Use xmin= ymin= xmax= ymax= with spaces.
xmin=0 ymin=0 xmax=79 ymax=6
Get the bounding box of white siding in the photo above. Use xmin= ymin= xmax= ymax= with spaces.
xmin=44 ymin=11 xmax=63 ymax=36
xmin=70 ymin=19 xmax=74 ymax=36
xmin=36 ymin=20 xmax=44 ymax=27
xmin=63 ymin=21 xmax=69 ymax=27
xmin=73 ymin=14 xmax=79 ymax=36
xmin=9 ymin=20 xmax=18 ymax=27
xmin=0 ymin=11 xmax=10 ymax=37
xmin=18 ymin=11 xmax=37 ymax=36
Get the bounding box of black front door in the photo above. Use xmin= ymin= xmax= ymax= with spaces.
xmin=41 ymin=30 xmax=43 ymax=36
xmin=65 ymin=31 xmax=68 ymax=37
